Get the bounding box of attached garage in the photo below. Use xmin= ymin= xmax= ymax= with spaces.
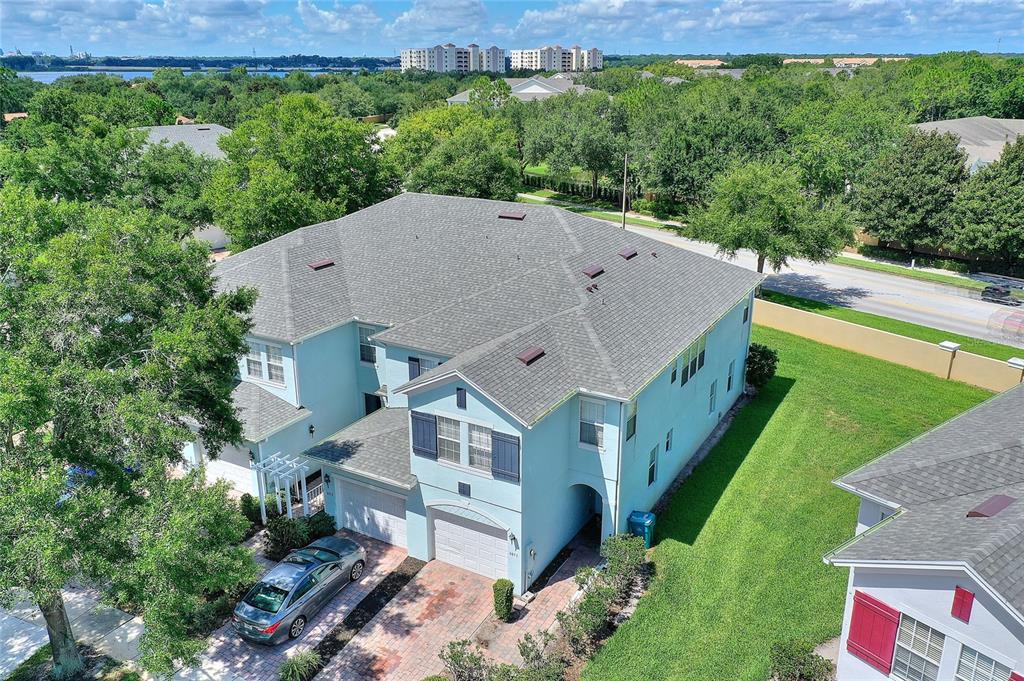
xmin=338 ymin=479 xmax=407 ymax=548
xmin=431 ymin=509 xmax=508 ymax=579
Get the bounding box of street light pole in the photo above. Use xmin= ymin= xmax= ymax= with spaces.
xmin=621 ymin=152 xmax=629 ymax=230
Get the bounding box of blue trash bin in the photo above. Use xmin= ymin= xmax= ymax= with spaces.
xmin=628 ymin=510 xmax=656 ymax=548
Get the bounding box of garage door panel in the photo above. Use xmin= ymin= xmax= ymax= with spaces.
xmin=339 ymin=480 xmax=407 ymax=548
xmin=432 ymin=510 xmax=507 ymax=580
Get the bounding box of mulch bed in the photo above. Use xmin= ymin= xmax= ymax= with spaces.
xmin=311 ymin=556 xmax=427 ymax=668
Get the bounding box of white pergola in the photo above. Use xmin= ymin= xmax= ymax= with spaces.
xmin=252 ymin=452 xmax=318 ymax=524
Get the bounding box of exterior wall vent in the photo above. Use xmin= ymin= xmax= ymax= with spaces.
xmin=583 ymin=264 xmax=604 ymax=279
xmin=498 ymin=211 xmax=526 ymax=221
xmin=967 ymin=494 xmax=1016 ymax=518
xmin=618 ymin=247 xmax=638 ymax=260
xmin=308 ymin=259 xmax=335 ymax=271
xmin=516 ymin=346 xmax=545 ymax=365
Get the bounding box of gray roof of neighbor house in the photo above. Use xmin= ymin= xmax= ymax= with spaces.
xmin=304 ymin=407 xmax=415 ymax=489
xmin=829 ymin=384 xmax=1024 ymax=618
xmin=914 ymin=116 xmax=1024 ymax=170
xmin=233 ymin=380 xmax=310 ymax=442
xmin=214 ymin=193 xmax=763 ymax=426
xmin=446 ymin=76 xmax=588 ymax=104
xmin=140 ymin=123 xmax=232 ymax=160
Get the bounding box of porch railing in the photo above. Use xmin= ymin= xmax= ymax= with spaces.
xmin=307 ymin=482 xmax=325 ymax=514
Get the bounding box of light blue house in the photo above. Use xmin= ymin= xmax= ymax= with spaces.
xmin=186 ymin=193 xmax=762 ymax=594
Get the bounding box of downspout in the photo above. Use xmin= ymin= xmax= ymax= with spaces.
xmin=612 ymin=400 xmax=625 ymax=535
xmin=291 ymin=341 xmax=303 ymax=406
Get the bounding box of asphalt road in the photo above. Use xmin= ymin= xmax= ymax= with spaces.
xmin=627 ymin=224 xmax=1024 ymax=350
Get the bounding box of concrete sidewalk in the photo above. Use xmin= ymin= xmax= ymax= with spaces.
xmin=0 ymin=585 xmax=144 ymax=678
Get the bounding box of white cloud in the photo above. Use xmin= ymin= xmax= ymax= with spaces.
xmin=296 ymin=0 xmax=381 ymax=35
xmin=384 ymin=0 xmax=488 ymax=42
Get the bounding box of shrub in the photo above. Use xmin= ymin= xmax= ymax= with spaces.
xmin=557 ymin=586 xmax=612 ymax=658
xmin=746 ymin=342 xmax=778 ymax=389
xmin=600 ymin=534 xmax=646 ymax=601
xmin=493 ymin=578 xmax=515 ymax=622
xmin=278 ymin=650 xmax=321 ymax=681
xmin=439 ymin=639 xmax=490 ymax=681
xmin=239 ymin=493 xmax=262 ymax=525
xmin=305 ymin=510 xmax=337 ymax=540
xmin=265 ymin=515 xmax=310 ymax=561
xmin=516 ymin=632 xmax=563 ymax=680
xmin=769 ymin=639 xmax=834 ymax=681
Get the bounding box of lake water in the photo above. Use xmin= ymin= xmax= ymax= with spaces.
xmin=18 ymin=70 xmax=334 ymax=83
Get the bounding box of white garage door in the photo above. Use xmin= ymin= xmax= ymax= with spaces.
xmin=339 ymin=480 xmax=407 ymax=548
xmin=432 ymin=510 xmax=508 ymax=579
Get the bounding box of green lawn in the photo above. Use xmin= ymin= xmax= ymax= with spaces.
xmin=583 ymin=326 xmax=990 ymax=681
xmin=832 ymin=256 xmax=1024 ymax=301
xmin=760 ymin=290 xmax=1023 ymax=361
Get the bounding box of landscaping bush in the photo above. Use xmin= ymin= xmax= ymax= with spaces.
xmin=305 ymin=510 xmax=337 ymax=540
xmin=493 ymin=578 xmax=515 ymax=622
xmin=439 ymin=639 xmax=490 ymax=681
xmin=515 ymin=632 xmax=563 ymax=680
xmin=600 ymin=534 xmax=646 ymax=601
xmin=769 ymin=639 xmax=834 ymax=681
xmin=265 ymin=515 xmax=310 ymax=561
xmin=746 ymin=342 xmax=778 ymax=389
xmin=278 ymin=650 xmax=321 ymax=681
xmin=556 ymin=585 xmax=613 ymax=658
xmin=239 ymin=493 xmax=262 ymax=525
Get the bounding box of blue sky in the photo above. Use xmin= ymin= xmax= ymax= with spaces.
xmin=2 ymin=0 xmax=1023 ymax=58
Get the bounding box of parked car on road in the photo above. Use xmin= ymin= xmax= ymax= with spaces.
xmin=232 ymin=536 xmax=366 ymax=644
xmin=981 ymin=285 xmax=1021 ymax=306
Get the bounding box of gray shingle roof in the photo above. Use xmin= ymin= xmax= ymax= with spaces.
xmin=215 ymin=193 xmax=763 ymax=426
xmin=914 ymin=116 xmax=1024 ymax=170
xmin=233 ymin=380 xmax=309 ymax=442
xmin=139 ymin=124 xmax=232 ymax=160
xmin=830 ymin=384 xmax=1024 ymax=617
xmin=303 ymin=407 xmax=415 ymax=489
xmin=447 ymin=76 xmax=588 ymax=104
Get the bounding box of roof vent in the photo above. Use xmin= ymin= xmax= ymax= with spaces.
xmin=967 ymin=494 xmax=1016 ymax=518
xmin=583 ymin=264 xmax=604 ymax=279
xmin=516 ymin=346 xmax=545 ymax=365
xmin=308 ymin=259 xmax=335 ymax=271
xmin=197 ymin=126 xmax=211 ymax=131
xmin=499 ymin=211 xmax=526 ymax=221
xmin=619 ymin=247 xmax=638 ymax=260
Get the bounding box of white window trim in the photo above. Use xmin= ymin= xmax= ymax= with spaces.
xmin=244 ymin=341 xmax=287 ymax=387
xmin=892 ymin=613 xmax=945 ymax=681
xmin=579 ymin=397 xmax=605 ymax=451
xmin=709 ymin=380 xmax=718 ymax=415
xmin=468 ymin=423 xmax=492 ymax=471
xmin=358 ymin=324 xmax=378 ymax=366
xmin=436 ymin=415 xmax=462 ymax=464
xmin=647 ymin=445 xmax=658 ymax=486
xmin=955 ymin=643 xmax=1013 ymax=681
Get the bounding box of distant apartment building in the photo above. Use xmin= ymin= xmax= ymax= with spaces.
xmin=400 ymin=43 xmax=506 ymax=73
xmin=509 ymin=45 xmax=603 ymax=71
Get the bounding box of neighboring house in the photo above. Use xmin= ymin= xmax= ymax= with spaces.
xmin=784 ymin=58 xmax=826 ymax=64
xmin=447 ymin=76 xmax=588 ymax=105
xmin=675 ymin=59 xmax=725 ymax=68
xmin=639 ymin=71 xmax=685 ymax=85
xmin=138 ymin=123 xmax=233 ymax=252
xmin=186 ymin=193 xmax=761 ymax=594
xmin=2 ymin=111 xmax=28 ymax=125
xmin=915 ymin=116 xmax=1024 ymax=172
xmin=825 ymin=383 xmax=1024 ymax=681
xmin=139 ymin=123 xmax=231 ymax=161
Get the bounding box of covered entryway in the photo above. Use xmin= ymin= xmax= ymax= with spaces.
xmin=338 ymin=479 xmax=408 ymax=548
xmin=431 ymin=509 xmax=508 ymax=579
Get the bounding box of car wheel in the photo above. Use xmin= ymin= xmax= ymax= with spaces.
xmin=288 ymin=616 xmax=306 ymax=639
xmin=350 ymin=560 xmax=365 ymax=582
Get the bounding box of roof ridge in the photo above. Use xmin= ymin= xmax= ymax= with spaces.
xmin=846 ymin=440 xmax=1024 ymax=487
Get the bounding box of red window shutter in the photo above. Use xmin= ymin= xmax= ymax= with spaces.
xmin=952 ymin=586 xmax=975 ymax=623
xmin=1009 ymin=673 xmax=1024 ymax=681
xmin=847 ymin=591 xmax=900 ymax=674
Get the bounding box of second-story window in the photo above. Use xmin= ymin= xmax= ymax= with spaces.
xmin=358 ymin=325 xmax=376 ymax=364
xmin=246 ymin=343 xmax=263 ymax=379
xmin=698 ymin=335 xmax=707 ymax=370
xmin=579 ymin=399 xmax=604 ymax=449
xmin=647 ymin=445 xmax=658 ymax=486
xmin=437 ymin=416 xmax=461 ymax=463
xmin=625 ymin=400 xmax=637 ymax=440
xmin=468 ymin=424 xmax=492 ymax=470
xmin=266 ymin=345 xmax=285 ymax=384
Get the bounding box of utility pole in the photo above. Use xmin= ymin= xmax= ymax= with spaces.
xmin=621 ymin=152 xmax=629 ymax=230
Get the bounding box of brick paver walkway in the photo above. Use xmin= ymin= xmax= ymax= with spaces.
xmin=179 ymin=531 xmax=407 ymax=681
xmin=320 ymin=537 xmax=600 ymax=680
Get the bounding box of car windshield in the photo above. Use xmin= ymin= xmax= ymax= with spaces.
xmin=285 ymin=547 xmax=340 ymax=564
xmin=243 ymin=582 xmax=290 ymax=614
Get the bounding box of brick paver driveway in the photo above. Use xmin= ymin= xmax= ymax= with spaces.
xmin=177 ymin=531 xmax=407 ymax=681
xmin=320 ymin=536 xmax=599 ymax=681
